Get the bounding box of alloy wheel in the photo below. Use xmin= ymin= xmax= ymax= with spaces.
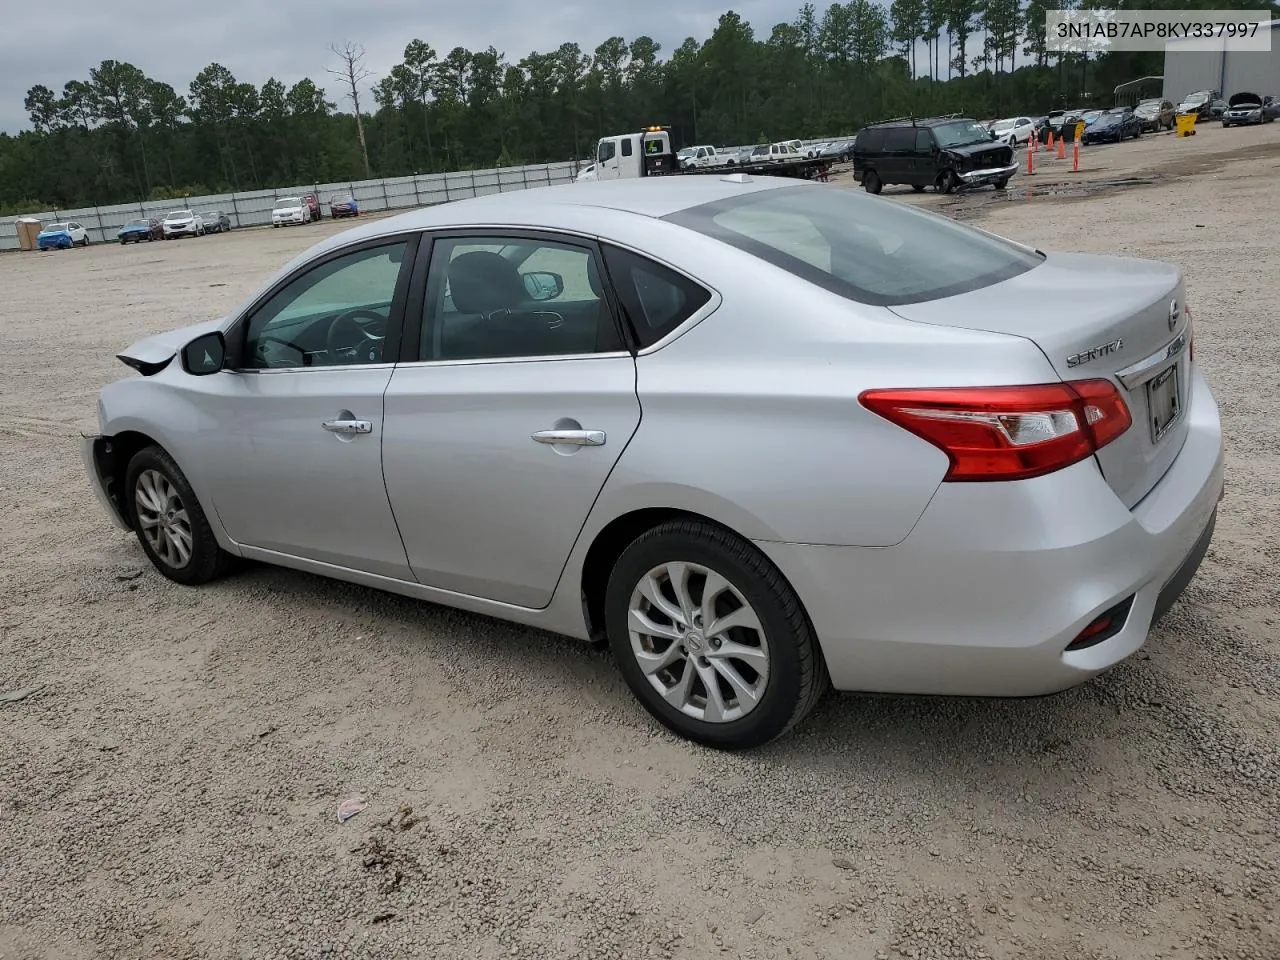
xmin=626 ymin=561 xmax=770 ymax=723
xmin=134 ymin=469 xmax=193 ymax=569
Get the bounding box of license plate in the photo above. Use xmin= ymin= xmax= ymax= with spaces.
xmin=1148 ymin=364 xmax=1181 ymax=442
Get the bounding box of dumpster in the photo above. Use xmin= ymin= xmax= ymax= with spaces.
xmin=1175 ymin=113 xmax=1198 ymax=137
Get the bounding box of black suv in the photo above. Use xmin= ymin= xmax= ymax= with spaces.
xmin=852 ymin=116 xmax=1017 ymax=195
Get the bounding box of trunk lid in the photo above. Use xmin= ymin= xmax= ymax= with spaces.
xmin=889 ymin=251 xmax=1191 ymax=508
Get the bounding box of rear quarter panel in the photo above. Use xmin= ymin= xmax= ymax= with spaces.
xmin=587 ymin=230 xmax=1062 ymax=547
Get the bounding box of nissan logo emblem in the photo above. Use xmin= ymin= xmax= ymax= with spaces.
xmin=1168 ymin=299 xmax=1180 ymax=331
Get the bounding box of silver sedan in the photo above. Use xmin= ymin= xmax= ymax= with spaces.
xmin=83 ymin=176 xmax=1225 ymax=749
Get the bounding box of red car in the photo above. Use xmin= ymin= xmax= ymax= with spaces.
xmin=329 ymin=194 xmax=360 ymax=218
xmin=301 ymin=193 xmax=322 ymax=221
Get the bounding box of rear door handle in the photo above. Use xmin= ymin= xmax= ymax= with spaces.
xmin=322 ymin=418 xmax=372 ymax=434
xmin=531 ymin=429 xmax=605 ymax=447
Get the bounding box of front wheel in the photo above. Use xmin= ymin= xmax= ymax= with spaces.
xmin=605 ymin=519 xmax=829 ymax=750
xmin=994 ymin=178 xmax=1009 ymax=190
xmin=126 ymin=445 xmax=232 ymax=586
xmin=863 ymin=170 xmax=882 ymax=194
xmin=938 ymin=169 xmax=959 ymax=194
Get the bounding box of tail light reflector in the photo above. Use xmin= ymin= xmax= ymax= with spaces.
xmin=859 ymin=380 xmax=1132 ymax=482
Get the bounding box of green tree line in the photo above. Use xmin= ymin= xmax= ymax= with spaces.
xmin=2 ymin=0 xmax=1273 ymax=211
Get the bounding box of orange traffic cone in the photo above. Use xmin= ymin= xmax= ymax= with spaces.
xmin=1057 ymin=136 xmax=1066 ymax=160
xmin=1047 ymin=129 xmax=1055 ymax=151
xmin=1072 ymin=139 xmax=1080 ymax=172
xmin=1026 ymin=139 xmax=1035 ymax=175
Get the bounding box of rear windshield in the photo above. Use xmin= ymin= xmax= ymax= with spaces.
xmin=664 ymin=185 xmax=1043 ymax=306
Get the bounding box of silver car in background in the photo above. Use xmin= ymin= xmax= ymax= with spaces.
xmin=83 ymin=177 xmax=1224 ymax=749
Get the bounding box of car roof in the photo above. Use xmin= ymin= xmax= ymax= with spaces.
xmin=865 ymin=116 xmax=974 ymax=129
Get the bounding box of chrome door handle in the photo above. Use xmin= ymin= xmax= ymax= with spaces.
xmin=531 ymin=429 xmax=606 ymax=446
xmin=322 ymin=418 xmax=372 ymax=434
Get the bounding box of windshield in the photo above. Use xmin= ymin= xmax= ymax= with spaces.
xmin=45 ymin=222 xmax=68 ymax=232
xmin=125 ymin=219 xmax=148 ymax=227
xmin=677 ymin=148 xmax=694 ymax=158
xmin=932 ymin=120 xmax=991 ymax=148
xmin=274 ymin=199 xmax=300 ymax=208
xmin=1183 ymin=92 xmax=1210 ymax=105
xmin=665 ymin=184 xmax=1043 ymax=307
xmin=167 ymin=210 xmax=192 ymax=219
xmin=992 ymin=120 xmax=1016 ymax=132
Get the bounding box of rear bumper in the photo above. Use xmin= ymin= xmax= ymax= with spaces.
xmin=958 ymin=163 xmax=1018 ymax=185
xmin=757 ymin=365 xmax=1225 ymax=697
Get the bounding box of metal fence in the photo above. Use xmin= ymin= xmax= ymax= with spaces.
xmin=0 ymin=160 xmax=584 ymax=251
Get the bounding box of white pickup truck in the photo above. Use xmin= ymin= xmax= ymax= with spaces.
xmin=679 ymin=145 xmax=730 ymax=169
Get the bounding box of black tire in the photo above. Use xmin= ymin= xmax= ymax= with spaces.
xmin=939 ymin=169 xmax=959 ymax=194
xmin=911 ymin=184 xmax=926 ymax=193
xmin=994 ymin=178 xmax=1009 ymax=190
xmin=863 ymin=170 xmax=882 ymax=194
xmin=125 ymin=445 xmax=232 ymax=586
xmin=604 ymin=518 xmax=829 ymax=750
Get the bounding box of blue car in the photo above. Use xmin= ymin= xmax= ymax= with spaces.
xmin=37 ymin=221 xmax=90 ymax=250
xmin=118 ymin=217 xmax=161 ymax=244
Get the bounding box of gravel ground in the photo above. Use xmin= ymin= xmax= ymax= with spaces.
xmin=1 ymin=121 xmax=1278 ymax=960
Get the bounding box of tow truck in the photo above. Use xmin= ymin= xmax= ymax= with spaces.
xmin=583 ymin=126 xmax=829 ymax=181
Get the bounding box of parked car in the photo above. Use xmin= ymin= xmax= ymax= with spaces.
xmin=271 ymin=197 xmax=311 ymax=227
xmin=1177 ymin=90 xmax=1219 ymax=119
xmin=202 ymin=211 xmax=232 ymax=234
xmin=37 ymin=221 xmax=89 ymax=250
xmin=117 ymin=217 xmax=162 ymax=244
xmin=329 ymin=194 xmax=360 ymax=218
xmin=1133 ymin=98 xmax=1176 ymax=132
xmin=1221 ymin=92 xmax=1277 ymax=127
xmin=302 ymin=193 xmax=323 ymax=221
xmin=854 ymin=115 xmax=1016 ymax=194
xmin=990 ymin=116 xmax=1036 ymax=146
xmin=1082 ymin=107 xmax=1144 ymax=144
xmin=163 ymin=210 xmax=204 ymax=239
xmin=1209 ymin=98 xmax=1228 ymax=118
xmin=818 ymin=139 xmax=855 ymax=162
xmin=83 ymin=177 xmax=1221 ymax=749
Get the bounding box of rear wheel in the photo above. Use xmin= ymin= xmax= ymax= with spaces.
xmin=125 ymin=446 xmax=232 ymax=586
xmin=863 ymin=170 xmax=882 ymax=194
xmin=605 ymin=519 xmax=828 ymax=750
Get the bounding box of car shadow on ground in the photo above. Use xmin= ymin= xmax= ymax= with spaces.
xmin=212 ymin=557 xmax=1164 ymax=791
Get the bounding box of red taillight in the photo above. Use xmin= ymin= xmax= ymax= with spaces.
xmin=859 ymin=380 xmax=1132 ymax=482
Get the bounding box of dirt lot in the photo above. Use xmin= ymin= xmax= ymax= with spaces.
xmin=2 ymin=121 xmax=1278 ymax=960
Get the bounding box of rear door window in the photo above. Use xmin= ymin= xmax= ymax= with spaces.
xmin=601 ymin=245 xmax=712 ymax=348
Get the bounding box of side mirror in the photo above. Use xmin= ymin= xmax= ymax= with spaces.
xmin=522 ymin=271 xmax=564 ymax=302
xmin=180 ymin=331 xmax=226 ymax=375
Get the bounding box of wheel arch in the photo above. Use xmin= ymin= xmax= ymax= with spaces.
xmin=577 ymin=507 xmax=821 ymax=665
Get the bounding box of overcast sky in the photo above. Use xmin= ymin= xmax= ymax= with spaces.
xmin=1 ymin=0 xmax=817 ymax=134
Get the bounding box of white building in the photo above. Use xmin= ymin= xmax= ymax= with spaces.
xmin=1162 ymin=18 xmax=1280 ymax=102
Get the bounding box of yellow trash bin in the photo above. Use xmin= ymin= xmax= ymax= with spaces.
xmin=1175 ymin=113 xmax=1198 ymax=137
